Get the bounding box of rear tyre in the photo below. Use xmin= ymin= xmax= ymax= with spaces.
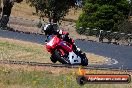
xmin=54 ymin=49 xmax=68 ymax=64
xmin=81 ymin=53 xmax=88 ymax=66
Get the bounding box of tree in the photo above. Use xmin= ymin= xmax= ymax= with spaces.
xmin=76 ymin=0 xmax=130 ymax=35
xmin=26 ymin=0 xmax=75 ymax=23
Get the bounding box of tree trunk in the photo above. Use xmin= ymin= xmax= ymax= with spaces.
xmin=52 ymin=13 xmax=58 ymax=23
xmin=2 ymin=1 xmax=13 ymax=16
xmin=0 ymin=0 xmax=2 ymax=13
xmin=0 ymin=0 xmax=13 ymax=27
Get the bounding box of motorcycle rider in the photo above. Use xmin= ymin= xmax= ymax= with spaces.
xmin=42 ymin=22 xmax=80 ymax=52
xmin=43 ymin=23 xmax=73 ymax=44
xmin=42 ymin=20 xmax=87 ymax=65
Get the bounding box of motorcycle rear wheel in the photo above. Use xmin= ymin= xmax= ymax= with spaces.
xmin=81 ymin=53 xmax=88 ymax=66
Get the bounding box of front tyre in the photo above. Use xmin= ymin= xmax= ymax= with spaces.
xmin=50 ymin=55 xmax=57 ymax=63
xmin=54 ymin=49 xmax=68 ymax=64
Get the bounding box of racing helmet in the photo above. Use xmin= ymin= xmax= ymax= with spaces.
xmin=43 ymin=24 xmax=54 ymax=35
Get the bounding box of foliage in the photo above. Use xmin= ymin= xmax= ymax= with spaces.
xmin=26 ymin=0 xmax=75 ymax=22
xmin=76 ymin=0 xmax=130 ymax=35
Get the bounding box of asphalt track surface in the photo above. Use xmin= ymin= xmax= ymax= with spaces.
xmin=0 ymin=29 xmax=132 ymax=70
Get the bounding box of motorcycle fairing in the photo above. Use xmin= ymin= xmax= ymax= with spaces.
xmin=59 ymin=41 xmax=72 ymax=52
xmin=46 ymin=35 xmax=60 ymax=52
xmin=68 ymin=51 xmax=81 ymax=64
xmin=46 ymin=36 xmax=55 ymax=46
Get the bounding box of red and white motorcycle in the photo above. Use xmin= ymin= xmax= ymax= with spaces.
xmin=45 ymin=35 xmax=88 ymax=66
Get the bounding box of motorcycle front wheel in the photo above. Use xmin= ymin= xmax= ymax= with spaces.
xmin=54 ymin=49 xmax=69 ymax=64
xmin=50 ymin=55 xmax=57 ymax=63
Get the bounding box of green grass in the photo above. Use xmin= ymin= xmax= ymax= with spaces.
xmin=0 ymin=67 xmax=132 ymax=88
xmin=0 ymin=67 xmax=79 ymax=88
xmin=0 ymin=67 xmax=104 ymax=88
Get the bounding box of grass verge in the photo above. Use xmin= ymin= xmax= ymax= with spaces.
xmin=0 ymin=66 xmax=131 ymax=88
xmin=0 ymin=38 xmax=132 ymax=88
xmin=0 ymin=38 xmax=50 ymax=63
